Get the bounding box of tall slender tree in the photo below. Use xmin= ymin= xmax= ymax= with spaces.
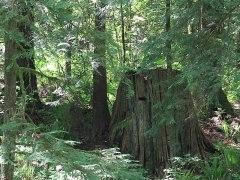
xmin=166 ymin=0 xmax=172 ymax=78
xmin=120 ymin=2 xmax=126 ymax=66
xmin=65 ymin=22 xmax=72 ymax=83
xmin=1 ymin=1 xmax=17 ymax=179
xmin=92 ymin=0 xmax=111 ymax=136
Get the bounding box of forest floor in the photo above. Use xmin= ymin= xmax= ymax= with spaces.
xmin=77 ymin=119 xmax=240 ymax=151
xmin=74 ymin=104 xmax=240 ymax=179
xmin=1 ymin=99 xmax=240 ymax=150
xmin=199 ymin=117 xmax=239 ymax=147
xmin=77 ymin=102 xmax=240 ymax=151
xmin=199 ymin=101 xmax=240 ymax=147
xmin=77 ymin=118 xmax=240 ymax=151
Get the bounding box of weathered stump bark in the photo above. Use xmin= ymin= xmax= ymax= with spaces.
xmin=109 ymin=68 xmax=215 ymax=176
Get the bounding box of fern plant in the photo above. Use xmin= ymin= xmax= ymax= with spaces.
xmin=0 ymin=120 xmax=149 ymax=179
xmin=201 ymin=156 xmax=228 ymax=179
xmin=163 ymin=154 xmax=201 ymax=180
xmin=215 ymin=143 xmax=240 ymax=176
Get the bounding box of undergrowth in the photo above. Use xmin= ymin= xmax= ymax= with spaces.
xmin=162 ymin=143 xmax=240 ymax=180
xmin=0 ymin=121 xmax=149 ymax=180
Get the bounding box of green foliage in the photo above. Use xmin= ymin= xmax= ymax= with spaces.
xmin=123 ymin=77 xmax=135 ymax=99
xmin=2 ymin=0 xmax=240 ymax=178
xmin=223 ymin=119 xmax=229 ymax=137
xmin=38 ymin=104 xmax=79 ymax=140
xmin=163 ymin=169 xmax=200 ymax=180
xmin=162 ymin=148 xmax=240 ymax=180
xmin=213 ymin=108 xmax=240 ymax=140
xmin=163 ymin=154 xmax=201 ymax=180
xmin=229 ymin=121 xmax=240 ymax=141
xmin=0 ymin=121 xmax=149 ymax=179
xmin=215 ymin=143 xmax=240 ymax=174
xmin=201 ymin=156 xmax=228 ymax=179
xmin=110 ymin=116 xmax=134 ymax=141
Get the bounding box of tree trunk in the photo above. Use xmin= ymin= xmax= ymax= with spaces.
xmin=109 ymin=68 xmax=215 ymax=177
xmin=65 ymin=22 xmax=72 ymax=82
xmin=17 ymin=1 xmax=42 ymax=111
xmin=1 ymin=4 xmax=17 ymax=179
xmin=165 ymin=0 xmax=172 ymax=77
xmin=200 ymin=1 xmax=234 ymax=115
xmin=120 ymin=2 xmax=126 ymax=66
xmin=92 ymin=2 xmax=111 ymax=136
xmin=65 ymin=43 xmax=72 ymax=81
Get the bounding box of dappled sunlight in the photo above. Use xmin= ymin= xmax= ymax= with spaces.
xmin=1 ymin=0 xmax=240 ymax=179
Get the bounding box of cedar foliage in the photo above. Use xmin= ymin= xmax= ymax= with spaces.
xmin=139 ymin=0 xmax=239 ymax=117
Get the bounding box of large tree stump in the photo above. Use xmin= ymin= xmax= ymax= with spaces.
xmin=109 ymin=68 xmax=215 ymax=176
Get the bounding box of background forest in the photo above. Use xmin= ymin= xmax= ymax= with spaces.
xmin=1 ymin=0 xmax=240 ymax=179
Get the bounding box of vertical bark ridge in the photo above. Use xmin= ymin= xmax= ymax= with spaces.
xmin=109 ymin=68 xmax=215 ymax=176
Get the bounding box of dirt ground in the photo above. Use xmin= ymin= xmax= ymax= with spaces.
xmin=76 ymin=106 xmax=240 ymax=151
xmin=200 ymin=101 xmax=240 ymax=148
